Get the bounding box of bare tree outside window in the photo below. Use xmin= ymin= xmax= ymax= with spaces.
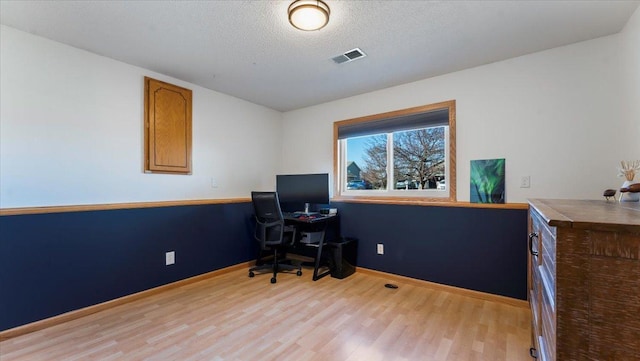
xmin=360 ymin=135 xmax=387 ymax=189
xmin=393 ymin=127 xmax=445 ymax=190
xmin=348 ymin=128 xmax=445 ymax=191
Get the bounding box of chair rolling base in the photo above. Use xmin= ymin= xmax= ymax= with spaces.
xmin=248 ymin=250 xmax=302 ymax=284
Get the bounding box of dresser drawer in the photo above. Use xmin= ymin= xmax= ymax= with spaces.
xmin=530 ymin=265 xmax=541 ymax=333
xmin=530 ymin=209 xmax=556 ymax=300
xmin=540 ymin=273 xmax=556 ymax=361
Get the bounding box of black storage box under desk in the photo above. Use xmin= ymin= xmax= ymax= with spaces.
xmin=328 ymin=237 xmax=358 ymax=279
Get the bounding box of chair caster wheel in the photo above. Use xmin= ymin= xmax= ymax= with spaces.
xmin=296 ymin=270 xmax=302 ymax=276
xmin=249 ymin=271 xmax=254 ymax=278
xmin=271 ymin=277 xmax=277 ymax=284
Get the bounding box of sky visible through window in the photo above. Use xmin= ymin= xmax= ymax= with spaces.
xmin=346 ymin=136 xmax=368 ymax=170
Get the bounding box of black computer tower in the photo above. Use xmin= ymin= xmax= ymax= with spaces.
xmin=329 ymin=237 xmax=358 ymax=279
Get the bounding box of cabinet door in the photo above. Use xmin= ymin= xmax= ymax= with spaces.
xmin=144 ymin=77 xmax=192 ymax=174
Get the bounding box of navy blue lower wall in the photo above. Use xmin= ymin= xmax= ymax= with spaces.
xmin=333 ymin=202 xmax=528 ymax=300
xmin=1 ymin=201 xmax=527 ymax=332
xmin=0 ymin=202 xmax=255 ymax=332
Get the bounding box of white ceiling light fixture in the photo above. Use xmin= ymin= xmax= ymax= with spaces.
xmin=288 ymin=0 xmax=330 ymax=31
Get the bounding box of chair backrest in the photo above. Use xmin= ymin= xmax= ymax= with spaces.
xmin=251 ymin=191 xmax=287 ymax=246
xmin=251 ymin=191 xmax=284 ymax=222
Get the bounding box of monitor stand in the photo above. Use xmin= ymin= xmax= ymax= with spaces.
xmin=297 ymin=203 xmax=318 ymax=216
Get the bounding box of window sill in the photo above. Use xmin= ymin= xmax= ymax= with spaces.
xmin=331 ymin=196 xmax=528 ymax=210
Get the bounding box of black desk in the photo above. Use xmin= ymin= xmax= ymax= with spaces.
xmin=283 ymin=213 xmax=337 ymax=281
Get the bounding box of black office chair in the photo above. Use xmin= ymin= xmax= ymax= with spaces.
xmin=249 ymin=191 xmax=302 ymax=284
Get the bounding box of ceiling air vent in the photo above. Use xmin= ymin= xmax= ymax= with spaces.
xmin=332 ymin=48 xmax=366 ymax=64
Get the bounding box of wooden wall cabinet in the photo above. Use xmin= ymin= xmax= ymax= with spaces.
xmin=528 ymin=199 xmax=640 ymax=361
xmin=144 ymin=77 xmax=192 ymax=174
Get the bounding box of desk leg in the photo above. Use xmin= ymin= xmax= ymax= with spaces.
xmin=312 ymin=229 xmax=331 ymax=281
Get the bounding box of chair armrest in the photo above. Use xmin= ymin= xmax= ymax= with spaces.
xmin=256 ymin=219 xmax=283 ymax=228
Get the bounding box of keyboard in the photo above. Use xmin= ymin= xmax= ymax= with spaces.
xmin=283 ymin=212 xmax=322 ymax=220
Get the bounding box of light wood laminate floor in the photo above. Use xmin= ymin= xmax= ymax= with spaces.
xmin=0 ymin=268 xmax=531 ymax=361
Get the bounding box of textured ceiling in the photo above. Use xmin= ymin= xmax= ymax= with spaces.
xmin=1 ymin=1 xmax=638 ymax=112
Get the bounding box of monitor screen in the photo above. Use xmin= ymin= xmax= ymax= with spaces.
xmin=276 ymin=173 xmax=329 ymax=212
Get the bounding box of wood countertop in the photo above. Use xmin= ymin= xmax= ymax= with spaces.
xmin=528 ymin=198 xmax=640 ymax=233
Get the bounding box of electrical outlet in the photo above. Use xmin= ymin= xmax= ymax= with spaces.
xmin=211 ymin=177 xmax=218 ymax=188
xmin=520 ymin=176 xmax=531 ymax=188
xmin=377 ymin=243 xmax=384 ymax=255
xmin=165 ymin=251 xmax=175 ymax=265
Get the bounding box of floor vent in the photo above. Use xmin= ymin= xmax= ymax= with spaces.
xmin=332 ymin=48 xmax=366 ymax=64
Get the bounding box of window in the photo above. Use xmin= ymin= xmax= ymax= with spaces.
xmin=334 ymin=100 xmax=456 ymax=202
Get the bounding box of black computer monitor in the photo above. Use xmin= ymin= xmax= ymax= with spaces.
xmin=276 ymin=173 xmax=329 ymax=214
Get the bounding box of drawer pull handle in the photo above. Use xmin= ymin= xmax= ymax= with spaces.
xmin=528 ymin=232 xmax=539 ymax=256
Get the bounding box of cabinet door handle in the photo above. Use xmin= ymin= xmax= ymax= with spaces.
xmin=528 ymin=232 xmax=539 ymax=256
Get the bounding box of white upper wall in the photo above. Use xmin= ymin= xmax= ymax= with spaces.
xmin=621 ymin=5 xmax=640 ymax=149
xmin=0 ymin=25 xmax=282 ymax=208
xmin=282 ymin=7 xmax=640 ymax=203
xmin=2 ymin=6 xmax=639 ymax=208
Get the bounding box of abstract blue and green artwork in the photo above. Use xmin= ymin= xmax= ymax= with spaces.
xmin=470 ymin=158 xmax=505 ymax=203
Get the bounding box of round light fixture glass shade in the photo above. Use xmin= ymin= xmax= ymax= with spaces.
xmin=288 ymin=0 xmax=330 ymax=31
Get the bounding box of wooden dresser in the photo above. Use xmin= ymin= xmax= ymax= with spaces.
xmin=528 ymin=199 xmax=640 ymax=361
